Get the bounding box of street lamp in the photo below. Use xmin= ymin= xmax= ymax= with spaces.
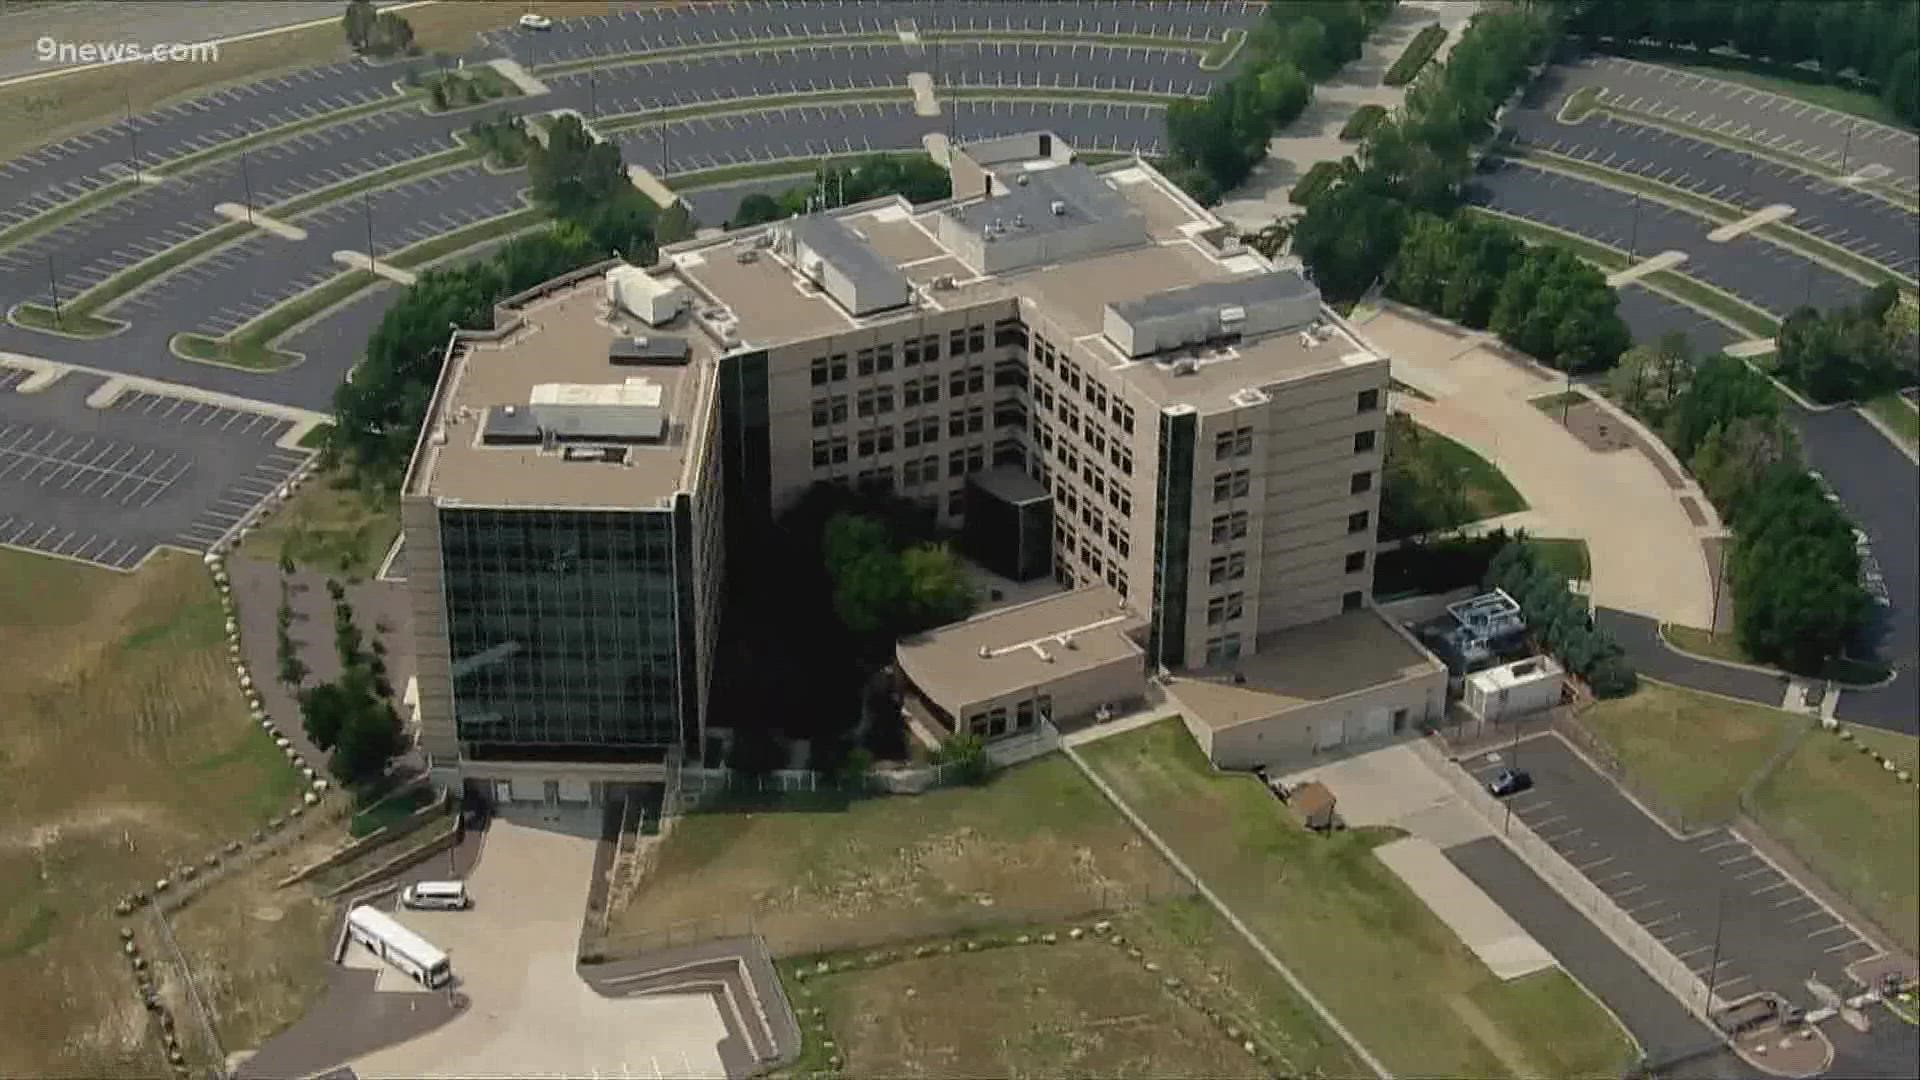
xmin=240 ymin=150 xmax=254 ymax=225
xmin=46 ymin=256 xmax=62 ymax=326
xmin=123 ymin=89 xmax=142 ymax=183
xmin=363 ymin=192 xmax=377 ymax=275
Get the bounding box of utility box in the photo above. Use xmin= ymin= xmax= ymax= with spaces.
xmin=605 ymin=264 xmax=689 ymax=326
xmin=1463 ymin=656 xmax=1564 ymax=723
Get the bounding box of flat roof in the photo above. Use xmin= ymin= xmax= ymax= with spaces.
xmin=1175 ymin=607 xmax=1444 ymax=731
xmin=643 ymin=147 xmax=1382 ymax=411
xmin=897 ymin=586 xmax=1145 ymax=708
xmin=406 ymin=276 xmax=715 ymax=509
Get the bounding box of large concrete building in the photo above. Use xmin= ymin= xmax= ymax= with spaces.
xmin=401 ymin=136 xmax=1444 ymax=802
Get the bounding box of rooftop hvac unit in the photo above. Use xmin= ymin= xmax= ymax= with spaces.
xmin=1016 ymin=174 xmax=1031 ymax=186
xmin=1013 ymin=213 xmax=1026 ymax=229
xmin=1172 ymin=358 xmax=1199 ymax=376
xmin=1049 ymin=199 xmax=1067 ymax=216
xmin=932 ymin=274 xmax=958 ymax=290
xmin=978 ymin=646 xmax=992 ymax=658
xmin=1219 ymin=304 xmax=1246 ymax=325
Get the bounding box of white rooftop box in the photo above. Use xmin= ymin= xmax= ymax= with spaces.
xmin=605 ymin=265 xmax=689 ymax=327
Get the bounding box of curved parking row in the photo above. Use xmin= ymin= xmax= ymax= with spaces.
xmin=0 ymin=61 xmax=401 ymax=219
xmin=1472 ymin=163 xmax=1872 ymax=319
xmin=1508 ymin=85 xmax=1920 ymax=279
xmin=489 ymin=0 xmax=1259 ymax=67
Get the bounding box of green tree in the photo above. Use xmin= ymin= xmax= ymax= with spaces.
xmin=1687 ymin=415 xmax=1798 ymax=524
xmin=654 ymin=201 xmax=695 ymax=245
xmin=299 ymin=679 xmax=354 ymax=752
xmin=933 ymin=732 xmax=990 ymax=785
xmin=729 ymin=192 xmax=785 ymax=228
xmin=1291 ymin=177 xmax=1408 ymax=301
xmin=342 ymin=0 xmax=376 ymax=50
xmin=900 ymin=544 xmax=977 ymax=631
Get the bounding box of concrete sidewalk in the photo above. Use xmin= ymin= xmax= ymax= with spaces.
xmin=1374 ymin=836 xmax=1555 ymax=981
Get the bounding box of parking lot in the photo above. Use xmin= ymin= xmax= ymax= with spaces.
xmin=1467 ymin=735 xmax=1884 ymax=1010
xmin=1472 ymin=162 xmax=1871 ymax=317
xmin=0 ymin=367 xmax=305 ymax=569
xmin=1561 ymin=56 xmax=1920 ymax=192
xmin=1507 ymin=82 xmax=1920 ymax=279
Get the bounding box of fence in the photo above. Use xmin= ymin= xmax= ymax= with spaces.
xmin=682 ymin=723 xmax=1066 ymax=803
xmin=1415 ymin=737 xmax=1728 ymax=1027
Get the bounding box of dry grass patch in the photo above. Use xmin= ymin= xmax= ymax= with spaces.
xmin=1080 ymin=720 xmax=1638 ymax=1079
xmin=237 ymin=468 xmax=398 ymax=580
xmin=1580 ymin=680 xmax=1797 ymax=827
xmin=1751 ymin=730 xmax=1919 ymax=953
xmin=0 ymin=549 xmax=305 ymax=1078
xmin=612 ymin=756 xmax=1183 ymax=956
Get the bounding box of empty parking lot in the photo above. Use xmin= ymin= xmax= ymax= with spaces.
xmin=1468 ymin=735 xmax=1883 ymax=1010
xmin=0 ymin=367 xmax=306 ymax=570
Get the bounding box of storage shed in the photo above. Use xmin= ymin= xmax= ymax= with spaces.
xmin=1463 ymin=656 xmax=1564 ymax=723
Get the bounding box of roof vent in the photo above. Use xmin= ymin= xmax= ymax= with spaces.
xmin=1013 ymin=213 xmax=1025 ymax=229
xmin=978 ymin=645 xmax=992 ymax=659
xmin=1016 ymin=174 xmax=1030 ymax=186
xmin=1049 ymin=199 xmax=1067 ymax=215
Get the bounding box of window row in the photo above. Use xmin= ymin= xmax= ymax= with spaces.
xmin=807 ymin=326 xmax=998 ymax=386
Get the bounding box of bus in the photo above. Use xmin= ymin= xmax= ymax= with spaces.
xmin=346 ymin=905 xmax=452 ymax=988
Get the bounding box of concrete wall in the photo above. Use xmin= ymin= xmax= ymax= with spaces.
xmin=940 ymin=649 xmax=1147 ymax=738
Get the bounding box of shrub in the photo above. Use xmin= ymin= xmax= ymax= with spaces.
xmin=1383 ymin=24 xmax=1449 ymax=86
xmin=1339 ymin=104 xmax=1388 ymax=141
xmin=1289 ymin=160 xmax=1344 ymax=206
xmin=932 ymin=733 xmax=989 ymax=785
xmin=1587 ymin=655 xmax=1638 ymax=699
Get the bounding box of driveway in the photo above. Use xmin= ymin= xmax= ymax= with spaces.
xmin=1355 ymin=306 xmax=1715 ymax=629
xmin=350 ymin=810 xmax=731 ymax=1079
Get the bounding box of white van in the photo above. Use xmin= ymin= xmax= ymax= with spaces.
xmin=400 ymin=880 xmax=471 ymax=911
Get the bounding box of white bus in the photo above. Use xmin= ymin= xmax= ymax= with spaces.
xmin=346 ymin=905 xmax=452 ymax=988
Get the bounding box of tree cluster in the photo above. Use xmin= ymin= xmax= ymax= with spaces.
xmin=1162 ymin=1 xmax=1399 ymax=203
xmin=468 ymin=113 xmax=536 ymax=169
xmin=301 ymin=580 xmax=404 ymax=786
xmin=729 ymin=153 xmax=952 ymax=226
xmin=327 ymin=118 xmax=664 ymax=488
xmin=1774 ymin=283 xmax=1914 ymax=405
xmin=1379 ymin=414 xmax=1476 ymax=541
xmin=1292 ymin=6 xmax=1557 ymax=299
xmin=824 ymin=514 xmax=977 ymax=643
xmin=275 ymin=575 xmax=307 ymax=688
xmin=1624 ymin=348 xmax=1869 ymax=672
xmin=1555 ymin=0 xmax=1920 ymax=125
xmin=1388 ymin=212 xmax=1630 ymax=371
xmin=709 ymin=485 xmax=960 ymax=778
xmin=342 ymin=0 xmax=415 ymax=58
xmin=1485 ymin=540 xmax=1637 ymax=698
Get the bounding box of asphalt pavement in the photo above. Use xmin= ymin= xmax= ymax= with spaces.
xmin=1557 ymin=55 xmax=1920 ymax=192
xmin=1507 ymin=71 xmax=1919 ymax=279
xmin=1472 ymin=162 xmax=1872 ymax=318
xmin=0 ymin=366 xmax=307 ymax=569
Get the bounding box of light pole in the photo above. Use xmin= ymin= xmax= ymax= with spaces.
xmin=1841 ymin=119 xmax=1854 ymax=175
xmin=363 ymin=192 xmax=377 ymax=275
xmin=240 ymin=150 xmax=254 ymax=225
xmin=1704 ymin=885 xmax=1728 ymax=1016
xmin=123 ymin=89 xmax=142 ymax=183
xmin=587 ymin=67 xmax=597 ymax=120
xmin=1628 ymin=191 xmax=1640 ymax=259
xmin=46 ymin=256 xmax=61 ymax=326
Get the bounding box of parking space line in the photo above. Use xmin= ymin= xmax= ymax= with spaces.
xmin=1789 ymin=907 xmax=1829 ymax=924
xmin=1751 ymin=881 xmax=1791 ymax=896
xmin=1807 ymin=924 xmax=1850 ymax=940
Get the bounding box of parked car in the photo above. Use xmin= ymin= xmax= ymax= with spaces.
xmin=401 ymin=880 xmax=472 ymax=911
xmin=1487 ymin=767 xmax=1533 ymax=798
xmin=518 ymin=13 xmax=553 ymax=30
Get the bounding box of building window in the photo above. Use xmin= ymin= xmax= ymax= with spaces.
xmin=946 ymin=445 xmax=984 ymax=477
xmin=1205 ymin=591 xmax=1244 ymax=626
xmin=810 ymin=355 xmax=846 ymax=385
xmin=1208 ymin=552 xmax=1246 ymax=584
xmin=810 ymin=395 xmax=847 ymax=427
xmin=1205 ymin=633 xmax=1242 ymax=665
xmin=1357 ymin=388 xmax=1380 ymax=413
xmin=903 ymin=338 xmax=921 ymax=366
xmin=811 ymin=436 xmax=848 ymax=466
xmin=855 ymin=347 xmax=875 ymax=376
xmin=1345 ymin=550 xmax=1367 ymax=573
xmin=1210 ymin=510 xmax=1249 ymax=543
xmin=1343 ymin=590 xmax=1364 ymax=612
xmin=1212 ymin=468 xmax=1251 ymax=501
xmin=1350 ymin=471 xmax=1372 ymax=495
xmin=856 ymin=427 xmax=894 ymax=458
xmin=947 ymin=406 xmax=985 ymax=438
xmin=1347 ymin=510 xmax=1370 ymax=534
xmin=949 ymin=328 xmax=966 ymax=356
xmin=946 ymin=488 xmax=966 ymax=517
xmin=1213 ymin=426 xmax=1253 ymax=459
xmin=875 ymin=343 xmax=894 ymax=372
xmin=1354 ymin=428 xmax=1377 ymax=453
xmin=968 ymin=326 xmax=986 ymax=354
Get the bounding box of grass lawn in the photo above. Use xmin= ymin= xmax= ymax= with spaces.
xmin=1386 ymin=415 xmax=1527 ymax=539
xmin=781 ymin=899 xmax=1362 ymax=1079
xmin=1751 ymin=729 xmax=1919 ymax=953
xmin=1079 ymin=721 xmax=1638 ymax=1079
xmin=237 ymin=468 xmax=399 ymax=580
xmin=1528 ymin=538 xmax=1592 ymax=582
xmin=1863 ymin=392 xmax=1920 ymax=455
xmin=0 ymin=549 xmax=306 ymax=1077
xmin=1579 ymin=680 xmax=1799 ymax=828
xmin=1661 ymin=623 xmax=1754 ymax=667
xmin=349 ymin=785 xmax=434 ymax=839
xmin=611 ymin=756 xmax=1183 ymax=956
xmin=1528 ymin=390 xmax=1586 ymax=417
